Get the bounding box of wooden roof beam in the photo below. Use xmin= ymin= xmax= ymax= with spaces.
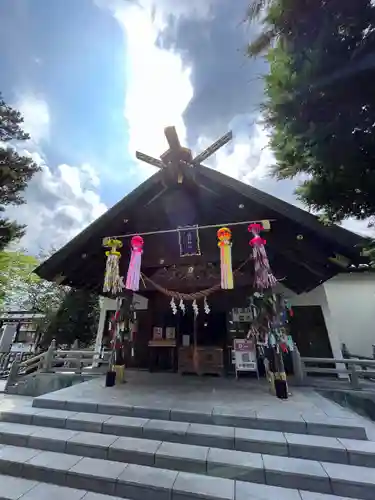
xmin=164 ymin=126 xmax=181 ymax=150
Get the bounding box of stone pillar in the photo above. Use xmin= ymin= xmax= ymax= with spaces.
xmin=321 ymin=285 xmax=348 ymax=379
xmin=291 ymin=344 xmax=305 ymax=385
xmin=93 ymin=298 xmax=108 ymax=367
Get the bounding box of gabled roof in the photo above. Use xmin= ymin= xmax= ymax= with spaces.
xmin=35 ymin=164 xmax=367 ymax=294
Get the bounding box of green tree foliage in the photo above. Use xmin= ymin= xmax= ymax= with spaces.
xmin=42 ymin=288 xmax=99 ymax=348
xmin=0 ymin=248 xmax=68 ymax=345
xmin=247 ymin=0 xmax=375 ymax=224
xmin=0 ymin=93 xmax=41 ymax=249
xmin=0 ymin=250 xmax=39 ymax=308
xmin=0 ymin=248 xmax=67 ymax=311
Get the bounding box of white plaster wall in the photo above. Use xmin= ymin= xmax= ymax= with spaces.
xmin=276 ymin=282 xmax=344 ymax=361
xmin=101 ymin=295 xmax=148 ymax=312
xmin=323 ymin=273 xmax=375 ymax=357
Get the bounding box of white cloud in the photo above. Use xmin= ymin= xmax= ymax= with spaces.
xmin=107 ymin=1 xmax=194 ymax=178
xmin=214 ymin=120 xmax=274 ymax=182
xmin=6 ymin=153 xmax=107 ymax=253
xmin=15 ymin=94 xmax=50 ymax=145
xmin=5 ymin=96 xmax=107 ymax=253
xmin=342 ymin=218 xmax=374 ymax=238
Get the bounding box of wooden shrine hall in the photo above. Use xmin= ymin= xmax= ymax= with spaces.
xmin=35 ymin=126 xmax=367 ymax=376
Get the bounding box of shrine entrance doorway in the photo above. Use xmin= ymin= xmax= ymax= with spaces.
xmin=178 ymin=310 xmax=227 ymax=348
xmin=145 ymin=305 xmax=229 ymax=375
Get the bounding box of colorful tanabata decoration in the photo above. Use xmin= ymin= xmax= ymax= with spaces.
xmin=217 ymin=227 xmax=234 ymax=289
xmin=103 ymin=238 xmax=123 ymax=295
xmin=248 ymin=223 xmax=277 ymax=290
xmin=125 ymin=235 xmax=144 ymax=291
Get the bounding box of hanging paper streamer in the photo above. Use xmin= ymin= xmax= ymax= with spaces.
xmin=248 ymin=223 xmax=277 ymax=290
xmin=217 ymin=227 xmax=234 ymax=289
xmin=204 ymin=297 xmax=210 ymax=314
xmin=103 ymin=238 xmax=123 ymax=295
xmin=179 ymin=299 xmax=186 ymax=314
xmin=125 ymin=235 xmax=144 ymax=291
xmin=192 ymin=300 xmax=199 ymax=316
xmin=170 ymin=298 xmax=177 ymax=315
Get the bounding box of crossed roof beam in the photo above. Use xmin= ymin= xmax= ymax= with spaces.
xmin=135 ymin=126 xmax=233 ymax=170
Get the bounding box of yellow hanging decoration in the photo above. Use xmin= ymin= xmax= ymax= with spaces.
xmin=217 ymin=227 xmax=234 ymax=289
xmin=103 ymin=238 xmax=123 ymax=295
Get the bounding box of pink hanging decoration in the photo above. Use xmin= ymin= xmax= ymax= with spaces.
xmin=125 ymin=235 xmax=144 ymax=291
xmin=248 ymin=223 xmax=277 ymax=290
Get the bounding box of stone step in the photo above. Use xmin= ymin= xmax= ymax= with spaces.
xmin=0 ymin=445 xmax=370 ymax=499
xmin=0 ymin=424 xmax=374 ymax=498
xmin=0 ymin=473 xmax=127 ymax=500
xmin=31 ymin=397 xmax=368 ymax=440
xmin=1 ymin=407 xmax=374 ymax=466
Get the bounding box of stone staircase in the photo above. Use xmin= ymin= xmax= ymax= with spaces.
xmin=0 ymin=394 xmax=374 ymax=499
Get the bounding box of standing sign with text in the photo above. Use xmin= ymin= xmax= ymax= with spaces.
xmin=233 ymin=339 xmax=258 ymax=378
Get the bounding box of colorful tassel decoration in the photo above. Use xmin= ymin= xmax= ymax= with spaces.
xmin=248 ymin=223 xmax=277 ymax=290
xmin=125 ymin=235 xmax=144 ymax=291
xmin=103 ymin=238 xmax=123 ymax=295
xmin=217 ymin=227 xmax=234 ymax=289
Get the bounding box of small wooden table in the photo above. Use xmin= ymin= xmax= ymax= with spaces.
xmin=148 ymin=339 xmax=177 ymax=372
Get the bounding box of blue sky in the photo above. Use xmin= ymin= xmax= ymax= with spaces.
xmin=0 ymin=0 xmax=139 ymax=205
xmin=0 ymin=0 xmax=370 ymax=252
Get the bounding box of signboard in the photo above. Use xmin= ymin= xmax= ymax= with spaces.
xmin=152 ymin=327 xmax=163 ymax=340
xmin=232 ymin=308 xmax=253 ymax=323
xmin=165 ymin=327 xmax=176 ymax=340
xmin=233 ymin=339 xmax=258 ymax=378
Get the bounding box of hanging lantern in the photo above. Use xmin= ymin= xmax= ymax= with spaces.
xmin=248 ymin=223 xmax=277 ymax=290
xmin=217 ymin=227 xmax=234 ymax=289
xmin=103 ymin=238 xmax=123 ymax=295
xmin=125 ymin=235 xmax=144 ymax=291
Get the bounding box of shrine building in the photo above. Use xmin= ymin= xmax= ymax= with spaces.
xmin=35 ymin=127 xmax=370 ymax=374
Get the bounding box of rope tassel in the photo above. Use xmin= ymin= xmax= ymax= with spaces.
xmin=125 ymin=235 xmax=144 ymax=291
xmin=217 ymin=227 xmax=234 ymax=289
xmin=248 ymin=223 xmax=277 ymax=290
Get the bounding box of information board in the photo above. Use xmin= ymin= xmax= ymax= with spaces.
xmin=233 ymin=339 xmax=259 ymax=378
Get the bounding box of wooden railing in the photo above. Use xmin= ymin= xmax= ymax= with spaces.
xmin=296 ymin=354 xmax=375 ymax=389
xmin=0 ymin=352 xmax=35 ymax=377
xmin=4 ymin=340 xmax=107 ymax=392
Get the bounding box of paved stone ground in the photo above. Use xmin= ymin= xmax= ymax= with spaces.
xmin=34 ymin=370 xmax=375 ymax=440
